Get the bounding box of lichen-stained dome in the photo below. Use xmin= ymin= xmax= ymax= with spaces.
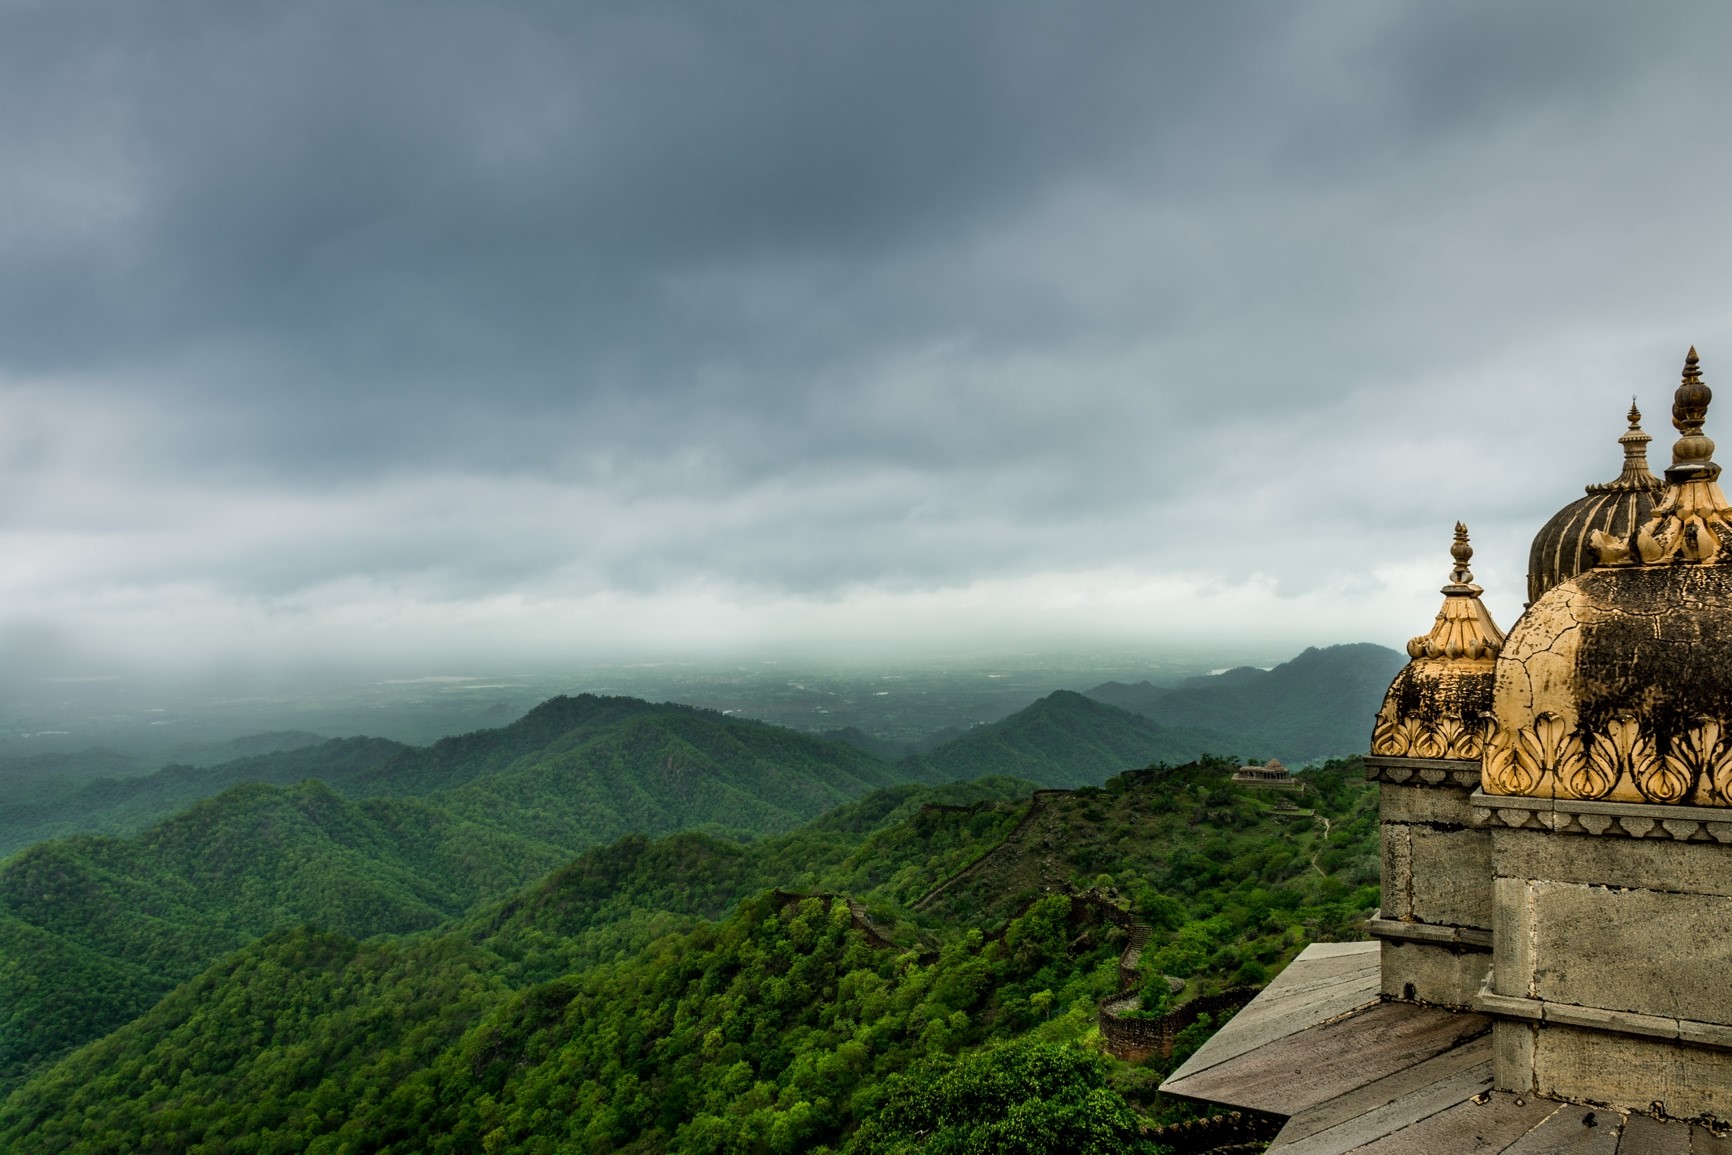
xmin=1488 ymin=348 xmax=1732 ymax=806
xmin=1525 ymin=401 xmax=1664 ymax=606
xmin=1369 ymin=524 xmax=1505 ymax=762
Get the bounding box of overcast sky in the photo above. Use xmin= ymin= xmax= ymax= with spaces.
xmin=4 ymin=1 xmax=1732 ymax=679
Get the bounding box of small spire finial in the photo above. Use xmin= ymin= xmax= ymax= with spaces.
xmin=1670 ymin=345 xmax=1718 ymax=481
xmin=1450 ymin=521 xmax=1473 ymax=583
xmin=1591 ymin=396 xmax=1661 ymax=494
xmin=1401 ymin=522 xmax=1503 ymax=662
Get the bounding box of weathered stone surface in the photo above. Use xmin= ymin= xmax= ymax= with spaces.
xmin=1527 ymin=881 xmax=1732 ymax=1024
xmin=1345 ymin=1091 xmax=1559 ymax=1153
xmin=1500 ymin=1100 xmax=1621 ymax=1154
xmin=1383 ymin=821 xmax=1416 ymax=921
xmin=1487 ymin=566 xmax=1732 ymax=807
xmin=1163 ymin=1000 xmax=1488 ymax=1118
xmin=1379 ymin=822 xmax=1490 ymax=931
xmin=1614 ymin=1113 xmax=1691 ymax=1155
xmin=1492 ymin=875 xmax=1533 ymax=998
xmin=1493 ymin=824 xmax=1732 ymax=897
xmin=1493 ymin=1019 xmax=1537 ymax=1095
xmin=1267 ymin=1049 xmax=1493 ymax=1154
xmin=1379 ymin=940 xmax=1490 ymax=1009
xmin=1380 ymin=778 xmax=1478 ymax=825
xmin=1163 ymin=943 xmax=1380 ymax=1087
xmin=1531 ymin=1023 xmax=1732 ymax=1122
xmin=1410 ymin=825 xmax=1492 ymax=928
xmin=1368 ymin=918 xmax=1491 ymax=948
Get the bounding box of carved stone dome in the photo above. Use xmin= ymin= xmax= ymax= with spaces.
xmin=1525 ymin=401 xmax=1663 ymax=605
xmin=1369 ymin=524 xmax=1504 ymax=762
xmin=1489 ymin=349 xmax=1732 ymax=807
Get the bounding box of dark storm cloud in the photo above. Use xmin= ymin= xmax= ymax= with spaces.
xmin=7 ymin=1 xmax=1732 ymax=663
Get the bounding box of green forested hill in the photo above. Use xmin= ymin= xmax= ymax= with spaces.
xmin=0 ymin=759 xmax=1379 ymax=1152
xmin=0 ymin=737 xmax=408 ymax=858
xmin=2 ymin=695 xmax=918 ymax=858
xmin=0 ymin=697 xmax=940 ymax=1089
xmin=1087 ymin=643 xmax=1405 ymax=764
xmin=904 ymin=690 xmax=1235 ymax=786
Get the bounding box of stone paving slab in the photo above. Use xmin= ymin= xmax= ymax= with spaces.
xmin=1162 ymin=942 xmax=1381 ymax=1086
xmin=1270 ymin=1037 xmax=1493 ymax=1153
xmin=1161 ymin=998 xmax=1489 ymax=1116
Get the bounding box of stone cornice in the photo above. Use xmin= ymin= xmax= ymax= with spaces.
xmin=1475 ymin=982 xmax=1732 ymax=1051
xmin=1364 ymin=755 xmax=1480 ymax=790
xmin=1367 ymin=915 xmax=1491 ymax=950
xmin=1469 ymin=790 xmax=1732 ymax=841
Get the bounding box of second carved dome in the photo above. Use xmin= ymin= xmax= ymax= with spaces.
xmin=1525 ymin=402 xmax=1664 ymax=605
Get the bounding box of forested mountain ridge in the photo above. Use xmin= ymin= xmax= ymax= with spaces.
xmin=1086 ymin=643 xmax=1404 ymax=764
xmin=1 ymin=695 xmax=922 ymax=858
xmin=0 ymin=736 xmax=408 ymax=858
xmin=6 ymin=642 xmax=1403 ymax=859
xmin=903 ymin=690 xmax=1236 ymax=786
xmin=1 ymin=758 xmax=1380 ymax=1151
xmin=0 ymin=698 xmax=943 ymax=1089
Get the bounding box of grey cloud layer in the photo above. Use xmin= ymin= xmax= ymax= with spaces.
xmin=4 ymin=1 xmax=1732 ymax=661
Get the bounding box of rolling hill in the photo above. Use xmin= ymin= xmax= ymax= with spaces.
xmin=1086 ymin=643 xmax=1404 ymax=764
xmin=904 ymin=689 xmax=1237 ymax=786
xmin=0 ymin=759 xmax=1379 ymax=1152
xmin=0 ymin=695 xmax=938 ymax=1088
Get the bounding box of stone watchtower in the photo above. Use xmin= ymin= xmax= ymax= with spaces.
xmin=1162 ymin=349 xmax=1732 ymax=1148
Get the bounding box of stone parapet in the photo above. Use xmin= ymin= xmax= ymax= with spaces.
xmin=1492 ymin=1019 xmax=1732 ymax=1122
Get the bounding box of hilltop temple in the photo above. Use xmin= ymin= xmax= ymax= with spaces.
xmin=1161 ymin=350 xmax=1732 ymax=1150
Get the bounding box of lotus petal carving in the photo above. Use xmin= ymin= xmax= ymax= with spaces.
xmin=1573 ymin=716 xmax=1645 ymax=800
xmin=1659 ymin=719 xmax=1732 ymax=805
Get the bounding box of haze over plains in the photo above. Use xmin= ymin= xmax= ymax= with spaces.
xmin=4 ymin=2 xmax=1732 ymax=684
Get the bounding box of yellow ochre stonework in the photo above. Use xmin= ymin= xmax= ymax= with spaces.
xmin=1593 ymin=347 xmax=1732 ymax=567
xmin=1369 ymin=524 xmax=1504 ymax=761
xmin=1485 ymin=349 xmax=1732 ymax=806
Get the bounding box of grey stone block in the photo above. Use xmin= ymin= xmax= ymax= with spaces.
xmin=1529 ymin=881 xmax=1732 ymax=1025
xmin=1492 ymin=1019 xmax=1536 ymax=1095
xmin=1383 ymin=822 xmax=1414 ymax=921
xmin=1492 ymin=875 xmax=1532 ymax=998
xmin=1531 ymin=1023 xmax=1732 ymax=1122
xmin=1380 ymin=779 xmax=1476 ymax=826
xmin=1493 ymin=827 xmax=1732 ymax=896
xmin=1410 ymin=825 xmax=1491 ymax=928
xmin=1380 ymin=939 xmax=1491 ymax=1009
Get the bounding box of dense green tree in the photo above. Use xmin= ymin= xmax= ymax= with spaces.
xmin=0 ymin=752 xmax=1381 ymax=1150
xmin=852 ymin=1040 xmax=1158 ymax=1154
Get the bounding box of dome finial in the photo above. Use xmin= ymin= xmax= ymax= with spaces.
xmin=1670 ymin=345 xmax=1717 ymax=481
xmin=1450 ymin=521 xmax=1474 ymax=584
xmin=1595 ymin=347 xmax=1732 ymax=566
xmin=1402 ymin=522 xmax=1504 ymax=662
xmin=1589 ymin=396 xmax=1662 ymax=495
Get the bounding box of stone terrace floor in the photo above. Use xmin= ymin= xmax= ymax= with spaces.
xmin=1159 ymin=940 xmax=1730 ymax=1153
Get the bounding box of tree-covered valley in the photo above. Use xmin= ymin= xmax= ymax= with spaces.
xmin=0 ymin=660 xmax=1385 ymax=1152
